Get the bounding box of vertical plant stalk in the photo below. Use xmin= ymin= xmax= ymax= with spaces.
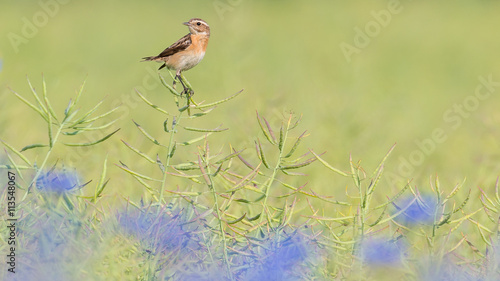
xmin=429 ymin=176 xmax=442 ymax=255
xmin=158 ymin=113 xmax=184 ymax=206
xmin=199 ymin=149 xmax=233 ymax=280
xmin=156 ymin=72 xmax=190 ymax=205
xmin=350 ymin=158 xmax=366 ymax=242
xmin=258 ymin=114 xmax=292 ymax=228
xmin=24 ymin=119 xmax=65 ymax=201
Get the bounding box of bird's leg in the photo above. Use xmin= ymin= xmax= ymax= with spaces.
xmin=176 ymin=73 xmax=191 ymax=96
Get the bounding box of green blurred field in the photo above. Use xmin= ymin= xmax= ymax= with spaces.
xmin=1 ymin=0 xmax=500 ymax=206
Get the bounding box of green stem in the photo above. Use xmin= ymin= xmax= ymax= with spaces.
xmin=202 ymin=153 xmax=233 ymax=280
xmin=158 ymin=112 xmax=183 ymax=206
xmin=258 ymin=118 xmax=291 ymax=229
xmin=23 ymin=122 xmax=64 ymax=201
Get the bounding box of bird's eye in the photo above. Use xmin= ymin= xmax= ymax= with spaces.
xmin=196 ymin=22 xmax=201 ymax=26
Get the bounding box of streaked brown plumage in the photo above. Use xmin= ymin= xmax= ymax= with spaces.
xmin=142 ymin=18 xmax=210 ymax=94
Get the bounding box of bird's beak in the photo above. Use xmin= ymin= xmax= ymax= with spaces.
xmin=183 ymin=22 xmax=190 ymax=26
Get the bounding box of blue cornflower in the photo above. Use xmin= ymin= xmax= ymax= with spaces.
xmin=393 ymin=194 xmax=438 ymax=226
xmin=245 ymin=233 xmax=311 ymax=281
xmin=360 ymin=238 xmax=403 ymax=266
xmin=36 ymin=169 xmax=82 ymax=193
xmin=118 ymin=208 xmax=199 ymax=255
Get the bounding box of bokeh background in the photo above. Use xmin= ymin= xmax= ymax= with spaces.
xmin=1 ymin=0 xmax=500 ymax=204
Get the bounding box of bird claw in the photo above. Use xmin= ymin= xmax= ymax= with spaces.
xmin=180 ymin=88 xmax=194 ymax=97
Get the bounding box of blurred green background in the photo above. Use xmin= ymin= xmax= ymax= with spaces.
xmin=1 ymin=0 xmax=500 ymax=203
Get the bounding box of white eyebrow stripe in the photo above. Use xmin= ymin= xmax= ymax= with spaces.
xmin=192 ymin=20 xmax=209 ymax=27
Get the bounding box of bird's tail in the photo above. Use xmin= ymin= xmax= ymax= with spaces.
xmin=141 ymin=56 xmax=157 ymax=61
xmin=141 ymin=56 xmax=166 ymax=70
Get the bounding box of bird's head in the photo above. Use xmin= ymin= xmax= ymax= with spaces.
xmin=183 ymin=18 xmax=210 ymax=36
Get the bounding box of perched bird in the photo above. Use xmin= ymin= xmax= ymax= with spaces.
xmin=142 ymin=18 xmax=210 ymax=95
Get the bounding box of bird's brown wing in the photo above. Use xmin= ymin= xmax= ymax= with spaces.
xmin=156 ymin=33 xmax=192 ymax=58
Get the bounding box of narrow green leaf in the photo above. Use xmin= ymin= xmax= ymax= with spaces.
xmin=305 ymin=215 xmax=356 ymax=222
xmin=195 ymin=89 xmax=244 ymax=109
xmin=9 ymin=88 xmax=48 ymax=122
xmin=20 ymin=143 xmax=48 ymax=152
xmin=64 ymin=99 xmax=72 ymax=116
xmin=183 ymin=125 xmax=228 ymax=133
xmin=48 ymin=111 xmax=54 ymax=148
xmin=116 ymin=164 xmax=162 ymax=181
xmin=370 ymin=143 xmax=396 ymax=179
xmin=215 ymin=149 xmax=245 ymax=164
xmin=156 ymin=154 xmax=165 ymax=173
xmin=94 ymin=155 xmax=109 ymax=201
xmin=42 ymin=75 xmax=58 ymax=121
xmin=63 ymin=130 xmax=83 ymax=136
xmin=4 ymin=151 xmax=24 ymax=181
xmin=452 ymin=189 xmax=471 ymax=214
xmin=73 ymin=120 xmax=117 ymax=131
xmin=234 ymin=198 xmax=252 ymax=203
xmin=289 ymin=114 xmax=303 ymax=131
xmin=257 ymin=112 xmax=277 ymax=143
xmin=165 ymin=190 xmax=203 ymax=197
xmin=0 ymin=165 xmax=32 ymax=170
xmin=65 ymin=78 xmax=87 ymax=118
xmin=256 ymin=139 xmax=270 ymax=169
xmin=256 ymin=111 xmax=276 ymax=145
xmin=278 ymin=124 xmax=284 ymax=151
xmin=169 ymin=142 xmax=177 ymax=158
xmin=445 ymin=179 xmax=465 ymax=201
xmin=224 ymin=162 xmax=261 ymax=193
xmin=159 ymin=73 xmax=181 ymax=96
xmin=374 ymin=181 xmax=411 ymax=210
xmin=279 ymin=156 xmax=316 ymax=170
xmin=73 ymin=79 xmax=86 ymax=109
xmin=448 ymin=208 xmax=482 ymax=225
xmin=135 ymin=88 xmax=170 ymax=115
xmin=380 ymin=198 xmax=419 ymax=225
xmin=435 ymin=175 xmax=442 ymax=202
xmin=236 ymin=150 xmax=257 ymax=171
xmin=367 ymin=163 xmax=384 ymax=196
xmin=284 ymin=131 xmax=307 ymax=158
xmin=64 ymin=128 xmax=120 ymax=146
xmin=68 ymin=100 xmax=104 ymax=127
xmin=171 ymin=162 xmax=199 ymax=171
xmin=132 ymin=174 xmax=156 ymax=193
xmin=437 ymin=213 xmax=452 ymax=227
xmin=180 ymin=133 xmax=212 ymax=146
xmin=188 ymin=107 xmax=215 ymax=119
xmin=164 ymin=118 xmax=170 ymax=133
xmin=368 ymin=206 xmax=387 ymax=227
xmin=179 ymin=73 xmax=193 ymax=89
xmin=247 ymin=213 xmax=261 ymax=221
xmin=62 ymin=108 xmax=80 ymax=124
xmin=310 ymin=150 xmax=348 ymax=177
xmin=350 ymin=156 xmax=360 ymax=188
xmin=93 ymin=179 xmax=109 ymax=201
xmin=121 ymin=140 xmax=156 ymax=164
xmin=226 ymin=213 xmax=246 ymax=224
xmin=79 ymin=106 xmax=120 ymax=124
xmin=212 ymin=163 xmax=223 ymax=177
xmin=133 ymin=120 xmax=161 ymax=145
xmin=26 ymin=76 xmax=48 ymax=114
xmin=2 ymin=140 xmax=32 ymax=166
